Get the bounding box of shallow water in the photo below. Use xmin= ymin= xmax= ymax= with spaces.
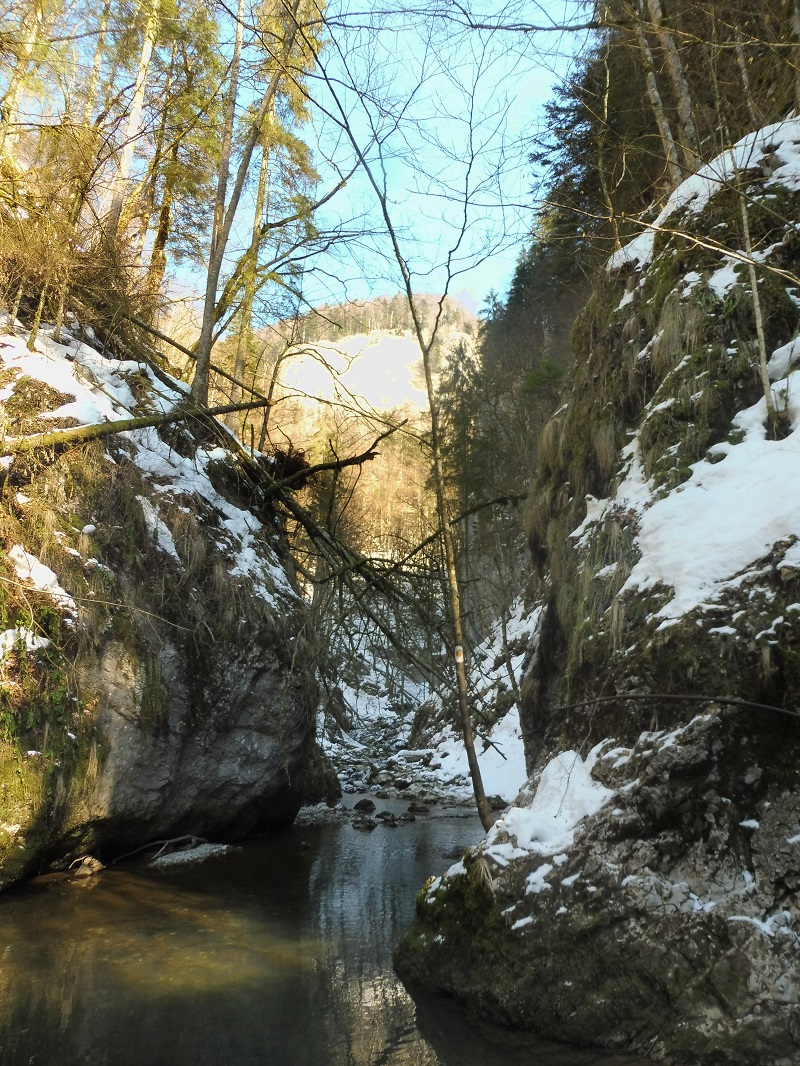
xmin=0 ymin=806 xmax=650 ymax=1065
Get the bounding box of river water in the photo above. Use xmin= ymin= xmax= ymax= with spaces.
xmin=0 ymin=803 xmax=651 ymax=1065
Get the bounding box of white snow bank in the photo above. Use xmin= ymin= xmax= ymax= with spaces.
xmin=430 ymin=706 xmax=529 ymax=802
xmin=485 ymin=750 xmax=614 ymax=861
xmin=580 ymin=117 xmax=800 ymax=626
xmin=132 ymin=427 xmax=294 ymax=604
xmin=619 ymin=372 xmax=800 ymax=623
xmin=8 ymin=545 xmax=77 ymax=614
xmin=608 ymin=115 xmax=800 ymax=271
xmin=0 ymin=627 xmax=51 ymax=658
xmin=768 ymin=337 xmax=800 ymax=381
xmin=0 ymin=330 xmax=296 ymax=608
xmin=136 ymin=495 xmax=181 ymax=562
xmin=422 ymin=601 xmax=542 ymax=801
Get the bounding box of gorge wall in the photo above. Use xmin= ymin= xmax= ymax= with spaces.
xmin=396 ymin=118 xmax=800 ymax=1065
xmin=0 ymin=329 xmax=320 ymax=887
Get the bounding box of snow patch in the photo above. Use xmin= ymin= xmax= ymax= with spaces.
xmin=136 ymin=496 xmax=181 ymax=562
xmin=485 ymin=750 xmax=614 ymax=860
xmin=0 ymin=628 xmax=51 ymax=658
xmin=616 ymin=370 xmax=800 ymax=623
xmin=608 ymin=117 xmax=800 ymax=271
xmin=8 ymin=545 xmax=77 ymax=615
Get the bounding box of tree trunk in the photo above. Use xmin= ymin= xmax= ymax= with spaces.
xmin=190 ymin=0 xmax=301 ymax=406
xmin=734 ymin=29 xmax=760 ymax=129
xmin=226 ymin=139 xmax=271 ymax=432
xmin=792 ymin=0 xmax=800 ymax=117
xmin=105 ymin=0 xmax=160 ymax=238
xmin=145 ymin=142 xmax=180 ymax=296
xmin=738 ymin=192 xmax=775 ymax=427
xmin=597 ymin=10 xmax=621 ymax=249
xmin=134 ymin=42 xmax=176 ymax=266
xmin=257 ymin=348 xmax=291 ymax=450
xmin=628 ymin=1 xmax=682 ymax=188
xmin=5 ymin=398 xmax=271 ymax=452
xmin=421 ymin=346 xmax=494 ymax=830
xmin=212 ymin=0 xmax=245 ymax=256
xmin=82 ymin=0 xmax=112 ymax=124
xmin=644 ymin=0 xmax=700 ymax=171
xmin=0 ymin=0 xmax=44 ymax=155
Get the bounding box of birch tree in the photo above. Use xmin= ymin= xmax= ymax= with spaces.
xmin=104 ymin=0 xmax=160 ymax=237
xmin=0 ymin=0 xmax=53 ymax=155
xmin=297 ymin=9 xmax=527 ymax=830
xmin=81 ymin=0 xmax=111 ymax=124
xmin=642 ymin=0 xmax=699 ymax=171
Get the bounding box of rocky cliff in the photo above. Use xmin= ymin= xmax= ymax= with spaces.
xmin=396 ymin=118 xmax=800 ymax=1064
xmin=0 ymin=326 xmax=320 ymax=887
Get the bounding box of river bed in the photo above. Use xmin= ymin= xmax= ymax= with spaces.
xmin=0 ymin=804 xmax=651 ymax=1065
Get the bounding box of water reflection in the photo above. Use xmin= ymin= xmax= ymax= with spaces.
xmin=0 ymin=815 xmax=651 ymax=1065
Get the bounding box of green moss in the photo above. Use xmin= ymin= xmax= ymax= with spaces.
xmin=0 ymin=635 xmax=100 ymax=887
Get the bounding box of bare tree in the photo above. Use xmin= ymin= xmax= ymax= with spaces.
xmin=289 ymin=7 xmax=531 ymax=829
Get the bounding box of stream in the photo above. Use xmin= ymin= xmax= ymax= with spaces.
xmin=0 ymin=802 xmax=651 ymax=1065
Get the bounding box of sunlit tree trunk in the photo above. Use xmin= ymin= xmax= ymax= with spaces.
xmin=133 ymin=42 xmax=176 ymax=266
xmin=226 ymin=140 xmax=271 ymax=432
xmin=82 ymin=0 xmax=112 ymax=124
xmin=0 ymin=0 xmax=45 ymax=155
xmin=190 ymin=0 xmax=302 ymax=406
xmin=145 ymin=142 xmax=179 ymax=295
xmin=105 ymin=0 xmax=160 ymax=238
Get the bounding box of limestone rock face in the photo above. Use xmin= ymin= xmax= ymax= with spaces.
xmin=397 ymin=712 xmax=800 ymax=1065
xmin=0 ymin=332 xmax=320 ymax=886
xmin=77 ymin=622 xmax=314 ymax=850
xmin=397 ymin=119 xmax=800 ymax=1063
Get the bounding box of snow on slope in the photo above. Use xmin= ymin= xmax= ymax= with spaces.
xmin=577 ymin=117 xmax=800 ymax=630
xmin=324 ymin=597 xmax=538 ymax=803
xmin=608 ymin=115 xmax=800 ymax=272
xmin=412 ymin=600 xmax=539 ymax=801
xmin=573 ymin=366 xmax=800 ymax=629
xmin=0 ymin=322 xmax=295 ymax=609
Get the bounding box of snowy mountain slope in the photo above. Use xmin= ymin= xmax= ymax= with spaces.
xmin=276 ymin=331 xmax=431 ymax=419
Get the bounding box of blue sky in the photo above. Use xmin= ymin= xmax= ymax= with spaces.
xmin=296 ymin=0 xmax=591 ymax=316
xmin=172 ymin=1 xmax=591 ymax=326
